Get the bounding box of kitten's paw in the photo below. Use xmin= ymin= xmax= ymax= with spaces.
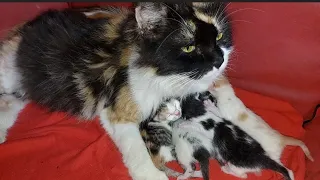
xmin=203 ymin=99 xmax=214 ymax=107
xmin=191 ymin=170 xmax=203 ymax=178
xmin=132 ymin=168 xmax=169 ymax=180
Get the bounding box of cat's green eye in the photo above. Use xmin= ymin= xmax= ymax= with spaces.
xmin=216 ymin=33 xmax=223 ymax=41
xmin=181 ymin=46 xmax=195 ymax=53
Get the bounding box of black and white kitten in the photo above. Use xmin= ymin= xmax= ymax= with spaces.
xmin=172 ymin=92 xmax=295 ymax=180
xmin=0 ymin=3 xmax=233 ymax=180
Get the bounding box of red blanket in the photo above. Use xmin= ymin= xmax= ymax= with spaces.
xmin=0 ymin=87 xmax=307 ymax=180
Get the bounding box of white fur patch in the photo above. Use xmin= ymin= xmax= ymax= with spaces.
xmin=99 ymin=110 xmax=168 ymax=180
xmin=0 ymin=95 xmax=28 ymax=143
xmin=0 ymin=36 xmax=23 ymax=94
xmin=214 ymin=82 xmax=286 ymax=162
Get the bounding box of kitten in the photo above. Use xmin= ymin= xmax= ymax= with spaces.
xmin=140 ymin=99 xmax=182 ymax=177
xmin=0 ymin=3 xmax=233 ymax=180
xmin=172 ymin=93 xmax=295 ymax=180
xmin=209 ymin=76 xmax=314 ymax=164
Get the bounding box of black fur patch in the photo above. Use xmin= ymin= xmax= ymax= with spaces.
xmin=213 ymin=119 xmax=292 ymax=180
xmin=201 ymin=118 xmax=215 ymax=130
xmin=193 ymin=147 xmax=210 ymax=180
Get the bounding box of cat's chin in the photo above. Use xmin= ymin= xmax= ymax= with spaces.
xmin=188 ymin=46 xmax=233 ymax=94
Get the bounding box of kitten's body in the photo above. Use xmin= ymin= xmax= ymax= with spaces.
xmin=172 ymin=93 xmax=294 ymax=180
xmin=209 ymin=76 xmax=314 ymax=164
xmin=0 ymin=3 xmax=233 ymax=180
xmin=140 ymin=99 xmax=182 ymax=177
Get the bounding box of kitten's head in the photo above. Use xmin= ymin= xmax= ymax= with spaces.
xmin=154 ymin=98 xmax=182 ymax=121
xmin=134 ymin=2 xmax=233 ymax=93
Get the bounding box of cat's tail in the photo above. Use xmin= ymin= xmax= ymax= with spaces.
xmin=281 ymin=135 xmax=314 ymax=162
xmin=262 ymin=156 xmax=294 ymax=180
xmin=193 ymin=147 xmax=210 ymax=180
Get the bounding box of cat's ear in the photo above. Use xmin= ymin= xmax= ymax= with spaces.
xmin=135 ymin=2 xmax=167 ymax=33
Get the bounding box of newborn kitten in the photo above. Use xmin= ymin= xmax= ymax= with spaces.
xmin=140 ymin=99 xmax=182 ymax=177
xmin=172 ymin=92 xmax=294 ymax=180
xmin=209 ymin=76 xmax=314 ymax=164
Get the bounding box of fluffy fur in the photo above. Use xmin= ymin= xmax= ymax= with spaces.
xmin=0 ymin=3 xmax=233 ymax=180
xmin=210 ymin=76 xmax=314 ymax=163
xmin=172 ymin=94 xmax=294 ymax=180
xmin=140 ymin=99 xmax=182 ymax=177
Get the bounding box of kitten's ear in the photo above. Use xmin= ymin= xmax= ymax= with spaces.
xmin=135 ymin=2 xmax=167 ymax=33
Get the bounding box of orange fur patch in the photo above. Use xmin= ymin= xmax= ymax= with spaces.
xmin=107 ymin=85 xmax=141 ymax=124
xmin=238 ymin=112 xmax=249 ymax=122
xmin=214 ymin=76 xmax=230 ymax=88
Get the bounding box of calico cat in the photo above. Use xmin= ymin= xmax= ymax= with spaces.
xmin=0 ymin=3 xmax=233 ymax=180
xmin=172 ymin=94 xmax=295 ymax=180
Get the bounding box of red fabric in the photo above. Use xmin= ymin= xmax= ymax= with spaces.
xmin=226 ymin=3 xmax=320 ymax=119
xmin=0 ymin=3 xmax=68 ymax=39
xmin=0 ymin=88 xmax=308 ymax=180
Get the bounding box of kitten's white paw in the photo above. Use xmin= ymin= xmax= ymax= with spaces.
xmin=132 ymin=168 xmax=168 ymax=180
xmin=191 ymin=170 xmax=203 ymax=178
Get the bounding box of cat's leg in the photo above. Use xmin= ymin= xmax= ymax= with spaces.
xmin=221 ymin=163 xmax=248 ymax=179
xmin=100 ymin=109 xmax=168 ymax=180
xmin=163 ymin=166 xmax=181 ymax=177
xmin=173 ymin=136 xmax=195 ymax=180
xmin=0 ymin=94 xmax=28 ymax=143
xmin=191 ymin=170 xmax=203 ymax=178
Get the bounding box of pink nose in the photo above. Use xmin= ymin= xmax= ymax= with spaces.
xmin=175 ymin=111 xmax=181 ymax=116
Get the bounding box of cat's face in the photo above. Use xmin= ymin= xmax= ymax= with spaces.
xmin=134 ymin=2 xmax=233 ymax=88
xmin=154 ymin=98 xmax=182 ymax=122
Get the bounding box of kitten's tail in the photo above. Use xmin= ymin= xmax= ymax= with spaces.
xmin=263 ymin=157 xmax=294 ymax=180
xmin=193 ymin=148 xmax=210 ymax=180
xmin=281 ymin=136 xmax=314 ymax=162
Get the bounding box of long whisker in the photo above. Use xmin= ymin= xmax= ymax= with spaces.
xmin=221 ymin=8 xmax=265 ymax=23
xmin=161 ymin=3 xmax=188 ymax=26
xmin=155 ymin=28 xmax=181 ymax=53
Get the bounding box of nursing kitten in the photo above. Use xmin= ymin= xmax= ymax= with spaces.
xmin=0 ymin=3 xmax=233 ymax=180
xmin=140 ymin=99 xmax=182 ymax=177
xmin=141 ymin=92 xmax=214 ymax=179
xmin=209 ymin=76 xmax=314 ymax=164
xmin=172 ymin=94 xmax=295 ymax=180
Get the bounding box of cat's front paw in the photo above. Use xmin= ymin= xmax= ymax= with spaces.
xmin=132 ymin=168 xmax=169 ymax=180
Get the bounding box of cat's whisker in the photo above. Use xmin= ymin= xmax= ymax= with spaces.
xmin=161 ymin=3 xmax=188 ymax=26
xmin=217 ymin=2 xmax=231 ymax=23
xmin=221 ymin=8 xmax=265 ymax=23
xmin=228 ymin=19 xmax=253 ymax=24
xmin=155 ymin=28 xmax=181 ymax=54
xmin=165 ymin=18 xmax=188 ymax=29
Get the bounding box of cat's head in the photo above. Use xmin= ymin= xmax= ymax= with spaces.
xmin=154 ymin=98 xmax=182 ymax=122
xmin=133 ymin=2 xmax=233 ymax=93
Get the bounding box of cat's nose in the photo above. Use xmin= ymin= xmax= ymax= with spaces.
xmin=175 ymin=111 xmax=181 ymax=116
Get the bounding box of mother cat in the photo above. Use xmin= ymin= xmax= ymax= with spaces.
xmin=0 ymin=2 xmax=233 ymax=180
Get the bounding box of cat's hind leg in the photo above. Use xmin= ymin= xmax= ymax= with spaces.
xmin=0 ymin=94 xmax=28 ymax=143
xmin=221 ymin=163 xmax=248 ymax=179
